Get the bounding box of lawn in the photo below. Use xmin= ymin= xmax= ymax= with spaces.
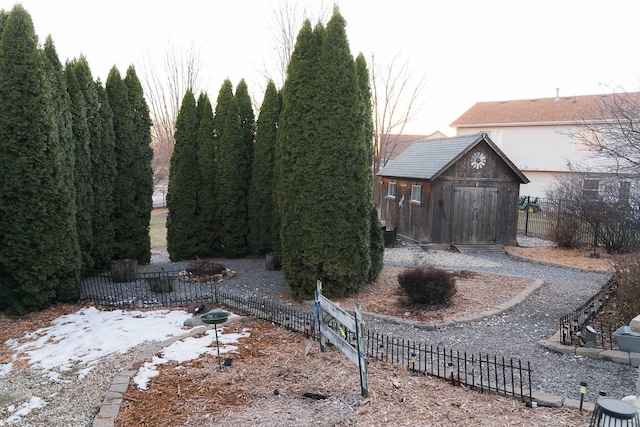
xmin=150 ymin=208 xmax=167 ymax=248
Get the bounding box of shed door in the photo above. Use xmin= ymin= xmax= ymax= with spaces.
xmin=452 ymin=187 xmax=497 ymax=244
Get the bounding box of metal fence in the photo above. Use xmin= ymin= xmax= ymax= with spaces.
xmin=559 ymin=279 xmax=619 ymax=349
xmin=518 ymin=196 xmax=640 ymax=251
xmin=80 ymin=269 xmax=533 ymax=404
xmin=518 ymin=197 xmax=597 ymax=245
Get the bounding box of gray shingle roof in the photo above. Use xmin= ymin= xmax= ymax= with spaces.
xmin=377 ymin=133 xmax=484 ymax=180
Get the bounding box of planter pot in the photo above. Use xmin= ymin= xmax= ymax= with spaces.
xmin=614 ymin=326 xmax=640 ymax=353
xmin=383 ymin=229 xmax=397 ymax=248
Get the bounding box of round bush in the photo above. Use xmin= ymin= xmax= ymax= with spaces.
xmin=397 ymin=267 xmax=457 ymax=306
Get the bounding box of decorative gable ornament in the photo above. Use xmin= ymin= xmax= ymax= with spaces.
xmin=470 ymin=152 xmax=486 ymax=169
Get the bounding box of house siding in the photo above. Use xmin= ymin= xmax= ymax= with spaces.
xmin=457 ymin=126 xmax=605 ymax=197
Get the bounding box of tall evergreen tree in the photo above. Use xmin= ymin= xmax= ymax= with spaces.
xmin=248 ymin=80 xmax=281 ymax=254
xmin=196 ymin=92 xmax=217 ymax=257
xmin=106 ymin=67 xmax=138 ymax=261
xmin=278 ymin=10 xmax=374 ymax=299
xmin=41 ymin=36 xmax=82 ymax=302
xmin=124 ymin=66 xmax=154 ymax=264
xmin=355 ymin=53 xmax=384 ymax=282
xmin=235 ymin=79 xmax=255 ymax=194
xmin=73 ymin=60 xmax=117 ymax=269
xmin=277 ymin=20 xmax=324 ymax=299
xmin=65 ymin=61 xmax=94 ymax=270
xmin=166 ymin=89 xmax=200 ymax=260
xmin=213 ymin=80 xmax=249 ymax=257
xmin=0 ymin=6 xmax=79 ymax=313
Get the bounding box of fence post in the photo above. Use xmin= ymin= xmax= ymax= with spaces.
xmin=524 ymin=196 xmax=530 ymax=236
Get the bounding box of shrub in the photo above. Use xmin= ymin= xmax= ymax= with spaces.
xmin=611 ymin=253 xmax=640 ymax=324
xmin=397 ymin=267 xmax=457 ymax=306
xmin=547 ymin=212 xmax=583 ymax=248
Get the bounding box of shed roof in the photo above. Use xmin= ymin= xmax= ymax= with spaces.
xmin=376 ymin=132 xmax=528 ymax=183
xmin=450 ymin=92 xmax=640 ymax=127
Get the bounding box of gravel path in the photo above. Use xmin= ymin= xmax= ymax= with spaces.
xmin=3 ymin=240 xmax=637 ymax=426
xmin=379 ymin=244 xmax=637 ymax=401
xmin=151 ymin=240 xmax=638 ymax=401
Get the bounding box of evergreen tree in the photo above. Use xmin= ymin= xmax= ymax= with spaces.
xmin=166 ymin=89 xmax=200 ymax=260
xmin=213 ymin=80 xmax=249 ymax=257
xmin=277 ymin=20 xmax=324 ymax=299
xmin=355 ymin=53 xmax=384 ymax=282
xmin=73 ymin=59 xmax=116 ymax=269
xmin=124 ymin=66 xmax=154 ymax=264
xmin=195 ymin=92 xmax=217 ymax=257
xmin=278 ymin=10 xmax=374 ymax=299
xmin=41 ymin=36 xmax=83 ymax=302
xmin=106 ymin=67 xmax=138 ymax=262
xmin=65 ymin=61 xmax=94 ymax=270
xmin=235 ymin=79 xmax=255 ymax=194
xmin=248 ymin=80 xmax=281 ymax=254
xmin=0 ymin=6 xmax=79 ymax=313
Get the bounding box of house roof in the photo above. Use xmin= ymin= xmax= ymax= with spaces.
xmin=379 ymin=131 xmax=448 ymax=163
xmin=450 ymin=92 xmax=640 ymax=127
xmin=376 ymin=132 xmax=529 ymax=183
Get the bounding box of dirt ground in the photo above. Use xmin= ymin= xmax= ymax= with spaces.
xmin=0 ymin=245 xmax=609 ymax=426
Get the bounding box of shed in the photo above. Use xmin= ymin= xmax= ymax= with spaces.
xmin=376 ymin=132 xmax=529 ymax=246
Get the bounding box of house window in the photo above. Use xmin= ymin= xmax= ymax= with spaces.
xmin=573 ymin=129 xmax=603 ymax=152
xmin=410 ymin=185 xmax=422 ymax=204
xmin=387 ymin=182 xmax=396 ymax=198
xmin=582 ymin=178 xmax=600 ymax=200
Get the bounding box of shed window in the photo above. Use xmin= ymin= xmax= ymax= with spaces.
xmin=387 ymin=182 xmax=396 ymax=198
xmin=410 ymin=185 xmax=422 ymax=204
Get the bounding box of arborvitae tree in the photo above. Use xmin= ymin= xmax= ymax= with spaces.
xmin=279 ymin=10 xmax=374 ymax=299
xmin=356 ymin=53 xmax=384 ymax=282
xmin=0 ymin=10 xmax=7 ymax=35
xmin=195 ymin=92 xmax=217 ymax=257
xmin=73 ymin=60 xmax=117 ymax=269
xmin=277 ymin=20 xmax=324 ymax=299
xmin=166 ymin=89 xmax=201 ymax=260
xmin=248 ymin=80 xmax=281 ymax=254
xmin=0 ymin=6 xmax=79 ymax=313
xmin=41 ymin=37 xmax=83 ymax=301
xmin=106 ymin=67 xmax=138 ymax=261
xmin=65 ymin=61 xmax=94 ymax=270
xmin=213 ymin=80 xmax=249 ymax=257
xmin=124 ymin=66 xmax=154 ymax=264
xmin=235 ymin=79 xmax=255 ymax=192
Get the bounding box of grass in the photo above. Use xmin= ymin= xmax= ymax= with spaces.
xmin=150 ymin=208 xmax=167 ymax=248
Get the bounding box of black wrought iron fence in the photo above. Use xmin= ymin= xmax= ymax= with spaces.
xmin=80 ymin=270 xmax=534 ymax=404
xmin=518 ymin=197 xmax=640 ymax=251
xmin=518 ymin=197 xmax=595 ymax=245
xmin=559 ymin=279 xmax=619 ymax=349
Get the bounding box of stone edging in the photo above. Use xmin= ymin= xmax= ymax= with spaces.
xmin=91 ymin=317 xmax=247 ymax=427
xmin=93 ymin=249 xmax=611 ymax=424
xmin=361 ymin=277 xmax=544 ymax=330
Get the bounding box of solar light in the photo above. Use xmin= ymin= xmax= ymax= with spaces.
xmin=580 ymin=381 xmax=587 ymax=411
xmin=410 ymin=352 xmax=417 ymax=372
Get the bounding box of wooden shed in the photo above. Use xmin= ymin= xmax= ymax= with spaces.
xmin=376 ymin=132 xmax=529 ymax=246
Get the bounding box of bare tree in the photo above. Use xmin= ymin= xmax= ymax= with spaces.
xmin=262 ymin=1 xmax=331 ymax=89
xmin=371 ymin=53 xmax=426 ymax=205
xmin=139 ymin=39 xmax=205 ymax=184
xmin=573 ymin=90 xmax=640 ymax=176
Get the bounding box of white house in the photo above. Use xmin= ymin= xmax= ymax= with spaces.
xmin=450 ymin=91 xmax=640 ymax=198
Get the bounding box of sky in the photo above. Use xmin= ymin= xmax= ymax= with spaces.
xmin=0 ymin=306 xmax=245 ymax=425
xmin=2 ymin=0 xmax=640 ymax=136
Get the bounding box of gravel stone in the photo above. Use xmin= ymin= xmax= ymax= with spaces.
xmin=3 ymin=236 xmax=636 ymax=425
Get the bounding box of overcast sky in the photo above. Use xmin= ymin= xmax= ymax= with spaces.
xmin=3 ymin=0 xmax=640 ymax=135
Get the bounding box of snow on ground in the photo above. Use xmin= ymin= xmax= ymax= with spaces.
xmin=134 ymin=327 xmax=249 ymax=390
xmin=0 ymin=306 xmax=247 ymax=425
